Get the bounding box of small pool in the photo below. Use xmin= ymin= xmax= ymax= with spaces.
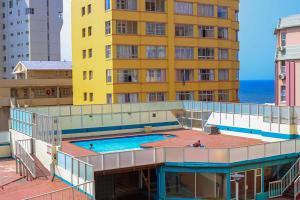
xmin=71 ymin=134 xmax=175 ymax=153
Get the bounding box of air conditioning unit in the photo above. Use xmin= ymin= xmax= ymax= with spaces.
xmin=204 ymin=125 xmax=219 ymax=135
xmin=279 ymin=73 xmax=286 ymax=80
xmin=279 ymin=46 xmax=286 ymax=52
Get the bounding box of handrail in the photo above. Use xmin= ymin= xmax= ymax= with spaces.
xmin=294 ymin=175 xmax=300 ymax=200
xmin=269 ymin=157 xmax=300 ymax=198
xmin=23 ymin=181 xmax=94 ymax=200
xmin=15 ymin=140 xmax=36 ymax=178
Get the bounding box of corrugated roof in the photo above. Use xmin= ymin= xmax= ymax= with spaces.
xmin=20 ymin=61 xmax=72 ymax=70
xmin=276 ymin=14 xmax=300 ymax=30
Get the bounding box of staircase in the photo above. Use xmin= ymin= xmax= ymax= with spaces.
xmin=269 ymin=157 xmax=300 ymax=199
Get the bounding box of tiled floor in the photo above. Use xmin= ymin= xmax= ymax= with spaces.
xmin=62 ymin=129 xmax=264 ymax=157
xmin=0 ymin=158 xmax=68 ymax=200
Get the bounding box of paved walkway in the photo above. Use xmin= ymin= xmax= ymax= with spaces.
xmin=0 ymin=158 xmax=68 ymax=200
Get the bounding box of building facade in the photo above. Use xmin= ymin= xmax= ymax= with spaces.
xmin=0 ymin=0 xmax=63 ymax=79
xmin=0 ymin=61 xmax=72 ymax=131
xmin=275 ymin=14 xmax=300 ymax=106
xmin=72 ymin=0 xmax=240 ymax=105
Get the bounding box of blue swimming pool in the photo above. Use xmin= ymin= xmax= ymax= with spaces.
xmin=72 ymin=134 xmax=175 ymax=153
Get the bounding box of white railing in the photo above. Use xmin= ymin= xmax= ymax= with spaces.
xmin=269 ymin=157 xmax=300 ymax=198
xmin=77 ymin=139 xmax=300 ymax=172
xmin=10 ymin=109 xmax=62 ymax=146
xmin=23 ymin=181 xmax=94 ymax=200
xmin=15 ymin=140 xmax=36 ymax=178
xmin=57 ymin=150 xmax=94 ymax=185
xmin=294 ymin=176 xmax=300 ymax=200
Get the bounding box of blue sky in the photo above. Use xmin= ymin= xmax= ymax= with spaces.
xmin=239 ymin=0 xmax=300 ymax=80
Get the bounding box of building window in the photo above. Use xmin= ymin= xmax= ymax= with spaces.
xmin=281 ymin=32 xmax=286 ymax=47
xmin=175 ymin=47 xmax=194 ymax=59
xmin=218 ymin=90 xmax=229 ymax=101
xmin=118 ymin=69 xmax=138 ymax=83
xmin=87 ymin=4 xmax=91 ymax=14
xmin=107 ymin=94 xmax=112 ymax=104
xmin=83 ymin=71 xmax=87 ymax=80
xmin=146 ymin=69 xmax=166 ymax=82
xmin=105 ymin=0 xmax=111 ymax=10
xmin=218 ymin=48 xmax=229 ymax=60
xmin=117 ymin=45 xmax=138 ymax=58
xmin=281 ymin=61 xmax=286 ymax=74
xmin=116 ymin=21 xmax=137 ymax=34
xmin=218 ymin=6 xmax=228 ymax=19
xmin=281 ymin=85 xmax=286 ymax=102
xmin=84 ymin=92 xmax=87 ymax=101
xmin=89 ymin=71 xmax=93 ymax=80
xmin=116 ymin=0 xmax=137 ymax=10
xmin=145 ymin=0 xmax=165 ymax=12
xmin=198 ymin=4 xmax=214 ymax=17
xmin=146 ymin=46 xmax=166 ymax=59
xmin=25 ymin=8 xmax=34 ymax=14
xmin=88 ymin=26 xmax=92 ymax=36
xmin=82 ymin=50 xmax=86 ymax=59
xmin=199 ymin=26 xmax=214 ymax=38
xmin=81 ymin=7 xmax=85 ymax=16
xmin=236 ymin=70 xmax=239 ymax=80
xmin=118 ymin=93 xmax=138 ymax=103
xmin=235 ymin=30 xmax=239 ymax=41
xmin=105 ymin=45 xmax=111 ymax=58
xmin=175 ymin=2 xmax=193 ymax=15
xmin=199 ymin=69 xmax=214 ymax=81
xmin=146 ymin=22 xmax=166 ymax=36
xmin=9 ymin=0 xmax=13 ymax=8
xmin=88 ymin=49 xmax=92 ymax=58
xmin=106 ymin=69 xmax=112 ymax=82
xmin=199 ymin=91 xmax=214 ymax=101
xmin=218 ymin=69 xmax=229 ymax=81
xmin=176 ymin=92 xmax=194 ymax=100
xmin=176 ymin=69 xmax=193 ymax=82
xmin=235 ymin=10 xmax=239 ymax=21
xmin=89 ymin=93 xmax=94 ymax=101
xmin=82 ymin=28 xmax=86 ymax=37
xmin=147 ymin=92 xmax=166 ymax=102
xmin=105 ymin=21 xmax=111 ymax=35
xmin=198 ymin=48 xmax=214 ymax=60
xmin=218 ymin=27 xmax=228 ymax=39
xmin=175 ymin=24 xmax=193 ymax=37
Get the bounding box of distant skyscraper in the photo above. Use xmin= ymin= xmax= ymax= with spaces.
xmin=0 ymin=0 xmax=63 ymax=79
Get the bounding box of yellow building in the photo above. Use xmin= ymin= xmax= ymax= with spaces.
xmin=72 ymin=0 xmax=240 ymax=105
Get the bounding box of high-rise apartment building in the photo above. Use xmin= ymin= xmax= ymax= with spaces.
xmin=72 ymin=0 xmax=240 ymax=105
xmin=0 ymin=0 xmax=63 ymax=79
xmin=275 ymin=14 xmax=300 ymax=106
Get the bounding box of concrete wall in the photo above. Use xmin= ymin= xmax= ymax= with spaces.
xmin=10 ymin=129 xmax=32 ymax=156
xmin=34 ymin=139 xmax=53 ymax=171
xmin=207 ymin=112 xmax=292 ymax=142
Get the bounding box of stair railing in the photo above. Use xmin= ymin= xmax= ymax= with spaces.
xmin=294 ymin=176 xmax=300 ymax=200
xmin=15 ymin=140 xmax=36 ymax=179
xmin=269 ymin=157 xmax=300 ymax=198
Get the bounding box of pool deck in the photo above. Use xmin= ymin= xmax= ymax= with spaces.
xmin=62 ymin=129 xmax=264 ymax=157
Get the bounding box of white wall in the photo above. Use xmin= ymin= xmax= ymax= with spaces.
xmin=34 ymin=139 xmax=53 ymax=171
xmin=60 ymin=0 xmax=71 ymax=61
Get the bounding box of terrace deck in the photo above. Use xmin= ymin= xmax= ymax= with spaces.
xmin=62 ymin=129 xmax=264 ymax=157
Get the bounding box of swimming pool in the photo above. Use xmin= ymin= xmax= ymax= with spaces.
xmin=71 ymin=134 xmax=175 ymax=153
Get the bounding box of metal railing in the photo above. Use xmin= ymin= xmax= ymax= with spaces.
xmin=57 ymin=151 xmax=94 ymax=185
xmin=294 ymin=175 xmax=300 ymax=200
xmin=77 ymin=139 xmax=300 ymax=172
xmin=21 ymin=101 xmax=300 ymax=125
xmin=23 ymin=181 xmax=94 ymax=200
xmin=15 ymin=139 xmax=36 ymax=179
xmin=269 ymin=157 xmax=300 ymax=198
xmin=10 ymin=109 xmax=62 ymax=146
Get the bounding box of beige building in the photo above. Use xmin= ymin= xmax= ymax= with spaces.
xmin=0 ymin=61 xmax=73 ymax=131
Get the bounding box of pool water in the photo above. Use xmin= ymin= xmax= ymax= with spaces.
xmin=72 ymin=134 xmax=175 ymax=153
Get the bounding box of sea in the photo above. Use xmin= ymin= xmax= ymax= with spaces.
xmin=239 ymin=80 xmax=275 ymax=104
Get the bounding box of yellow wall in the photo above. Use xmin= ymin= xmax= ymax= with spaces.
xmin=72 ymin=0 xmax=240 ymax=105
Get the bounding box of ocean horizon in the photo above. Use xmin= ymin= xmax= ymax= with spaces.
xmin=239 ymin=80 xmax=274 ymax=104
